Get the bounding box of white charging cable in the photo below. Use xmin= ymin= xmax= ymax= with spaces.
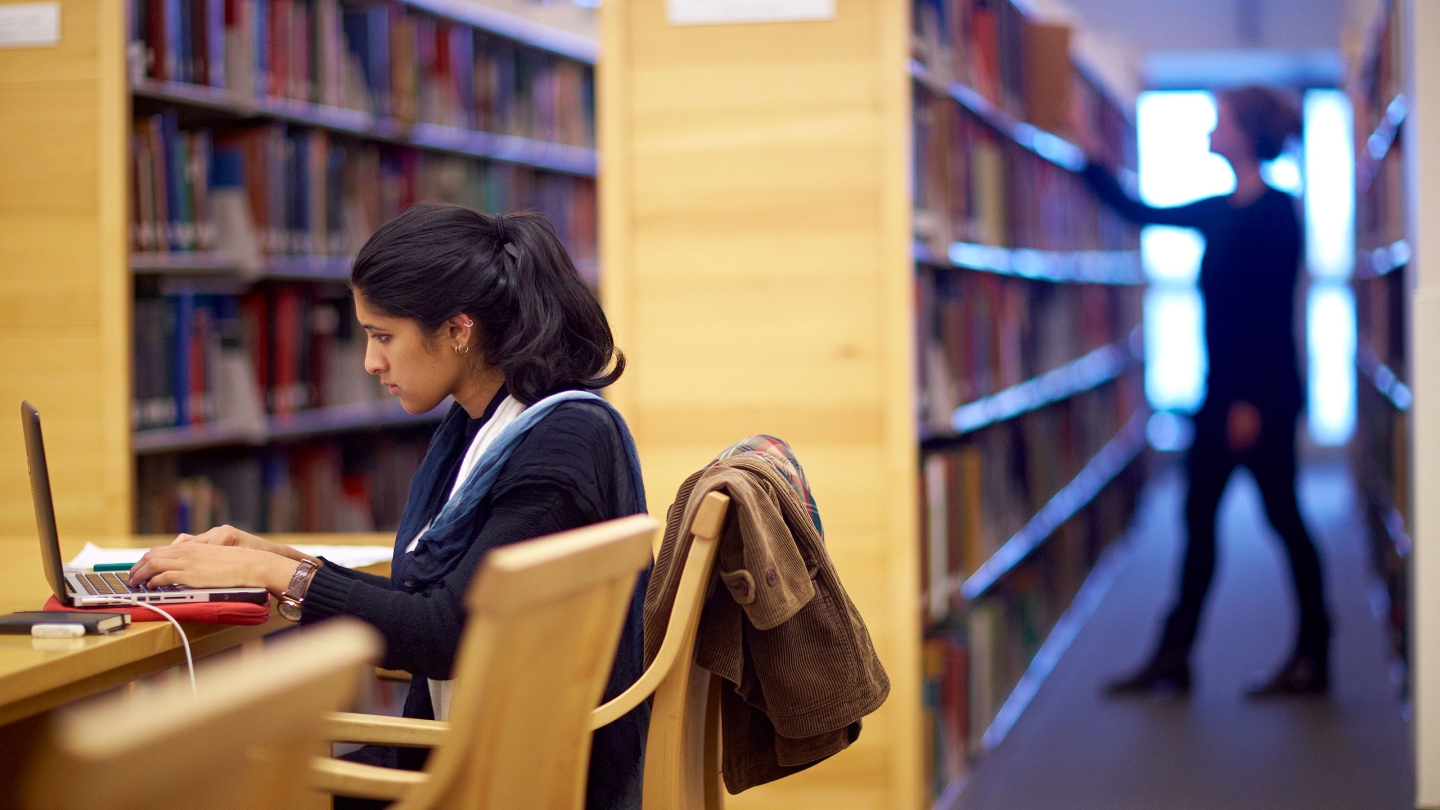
xmin=126 ymin=598 xmax=197 ymax=698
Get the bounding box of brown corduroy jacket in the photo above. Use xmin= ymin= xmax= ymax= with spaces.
xmin=644 ymin=455 xmax=890 ymax=793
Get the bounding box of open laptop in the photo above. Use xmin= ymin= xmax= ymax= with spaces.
xmin=22 ymin=401 xmax=269 ymax=607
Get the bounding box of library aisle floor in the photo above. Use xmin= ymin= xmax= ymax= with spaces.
xmin=957 ymin=460 xmax=1413 ymax=810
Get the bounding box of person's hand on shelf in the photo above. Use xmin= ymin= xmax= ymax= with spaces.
xmin=170 ymin=524 xmax=313 ymax=564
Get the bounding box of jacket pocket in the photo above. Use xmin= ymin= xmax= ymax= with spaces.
xmin=743 ymin=587 xmax=861 ymax=737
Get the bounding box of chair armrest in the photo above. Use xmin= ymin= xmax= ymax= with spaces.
xmin=309 ymin=756 xmax=429 ymax=801
xmin=375 ymin=667 xmax=412 ymax=684
xmin=322 ymin=711 xmax=450 ymax=747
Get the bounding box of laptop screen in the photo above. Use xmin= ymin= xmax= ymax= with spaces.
xmin=21 ymin=402 xmax=67 ymax=604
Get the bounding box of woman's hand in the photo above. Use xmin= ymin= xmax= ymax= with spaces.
xmin=172 ymin=524 xmax=310 ymax=563
xmin=1226 ymin=400 xmax=1263 ymax=452
xmin=128 ymin=543 xmax=300 ymax=595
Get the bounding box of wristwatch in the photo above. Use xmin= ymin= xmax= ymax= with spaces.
xmin=277 ymin=559 xmax=320 ymax=622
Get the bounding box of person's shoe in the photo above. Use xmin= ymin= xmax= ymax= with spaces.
xmin=1106 ymin=656 xmax=1191 ymax=697
xmin=1246 ymin=653 xmax=1328 ymax=698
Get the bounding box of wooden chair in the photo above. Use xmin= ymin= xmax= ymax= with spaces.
xmin=23 ymin=618 xmax=382 ymax=810
xmin=591 ymin=491 xmax=729 ymax=810
xmin=310 ymin=513 xmax=657 ymax=810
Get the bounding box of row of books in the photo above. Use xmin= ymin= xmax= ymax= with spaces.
xmin=911 ymin=0 xmax=1027 ymax=122
xmin=913 ymin=87 xmax=1136 ymax=256
xmin=131 ymin=112 xmax=598 ymax=264
xmin=129 ymin=0 xmax=594 ymax=146
xmin=133 ymin=284 xmax=385 ymax=431
xmin=915 ymin=270 xmax=1142 ymax=431
xmin=135 ymin=429 xmax=431 ymax=535
xmin=918 ymin=376 xmax=1142 ymax=623
xmin=921 ymin=474 xmax=1140 ymax=799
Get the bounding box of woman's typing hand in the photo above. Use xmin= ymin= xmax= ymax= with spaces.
xmin=172 ymin=524 xmax=311 ymax=563
xmin=128 ymin=543 xmax=300 ymax=595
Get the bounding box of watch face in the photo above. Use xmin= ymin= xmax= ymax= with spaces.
xmin=278 ymin=599 xmax=302 ymax=622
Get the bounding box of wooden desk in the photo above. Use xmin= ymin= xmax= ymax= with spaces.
xmin=0 ymin=533 xmax=394 ymax=726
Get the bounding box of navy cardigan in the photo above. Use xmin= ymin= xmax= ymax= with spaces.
xmin=304 ymin=388 xmax=650 ymax=810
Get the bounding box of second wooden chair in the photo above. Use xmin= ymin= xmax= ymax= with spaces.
xmin=23 ymin=618 xmax=382 ymax=810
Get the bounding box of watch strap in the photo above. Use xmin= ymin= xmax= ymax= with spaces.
xmin=282 ymin=559 xmax=320 ymax=604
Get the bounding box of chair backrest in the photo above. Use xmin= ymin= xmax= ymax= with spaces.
xmin=24 ymin=618 xmax=382 ymax=810
xmin=591 ymin=491 xmax=730 ymax=810
xmin=398 ymin=513 xmax=657 ymax=810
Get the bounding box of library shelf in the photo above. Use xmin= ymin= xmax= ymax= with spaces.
xmin=131 ymin=252 xmax=599 ymax=287
xmin=915 ymin=241 xmax=1144 ymax=286
xmin=1357 ymin=341 xmax=1413 ymax=412
xmin=1357 ymin=93 xmax=1406 ymax=193
xmin=921 ymin=329 xmax=1142 ymax=445
xmin=908 ymin=59 xmax=1086 ymax=172
xmin=132 ymin=252 xmax=354 ymax=281
xmin=1356 ymin=238 xmax=1411 ymax=279
xmin=930 ymin=537 xmax=1131 ymax=810
xmin=401 ymin=0 xmax=598 ymax=64
xmin=955 ymin=407 xmax=1149 ymax=602
xmin=1374 ymin=489 xmax=1414 ymax=560
xmin=133 ymin=400 xmax=448 ymax=455
xmin=131 ymin=79 xmax=599 ymax=177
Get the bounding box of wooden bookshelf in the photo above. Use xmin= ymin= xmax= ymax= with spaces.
xmin=131 ymin=78 xmax=599 ymax=175
xmin=0 ymin=0 xmax=601 ymax=540
xmin=0 ymin=0 xmax=132 ymax=537
xmin=1348 ymin=0 xmax=1411 ymax=705
xmin=599 ymin=0 xmax=1142 ymax=807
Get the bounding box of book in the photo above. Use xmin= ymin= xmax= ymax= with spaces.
xmin=0 ymin=611 xmax=132 ymax=635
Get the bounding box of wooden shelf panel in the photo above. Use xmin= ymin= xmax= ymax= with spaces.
xmin=400 ymin=0 xmax=597 ymax=64
xmin=922 ymin=329 xmax=1142 ymax=444
xmin=133 ymin=401 xmax=447 ymax=455
xmin=131 ymin=252 xmax=598 ymax=287
xmin=955 ymin=407 xmax=1148 ymax=602
xmin=131 ymin=252 xmax=353 ymax=281
xmin=131 ymin=79 xmax=598 ymax=177
xmin=1357 ymin=93 xmax=1406 ymax=194
xmin=1357 ymin=341 xmax=1412 ymax=411
xmin=1356 ymin=238 xmax=1410 ymax=279
xmin=915 ymin=241 xmax=1144 ymax=286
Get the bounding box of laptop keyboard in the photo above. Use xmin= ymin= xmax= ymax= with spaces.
xmin=77 ymin=572 xmax=185 ymax=596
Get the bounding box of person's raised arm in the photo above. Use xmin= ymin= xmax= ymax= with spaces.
xmin=1082 ymin=161 xmax=1212 ymax=229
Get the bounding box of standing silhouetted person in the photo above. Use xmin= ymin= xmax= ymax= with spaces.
xmin=1082 ymin=86 xmax=1330 ymax=697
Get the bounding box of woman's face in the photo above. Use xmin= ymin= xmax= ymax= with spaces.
xmin=354 ymin=291 xmax=468 ymax=414
xmin=1209 ymin=100 xmax=1253 ymax=168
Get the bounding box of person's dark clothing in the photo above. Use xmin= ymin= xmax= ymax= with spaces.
xmin=1083 ymin=163 xmax=1304 ymax=417
xmin=1161 ymin=411 xmax=1330 ymax=657
xmin=1083 ymin=163 xmax=1328 ymax=663
xmin=309 ymin=389 xmax=650 ymax=810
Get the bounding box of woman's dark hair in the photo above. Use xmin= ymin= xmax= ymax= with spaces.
xmin=350 ymin=203 xmax=623 ymax=405
xmin=1221 ymin=86 xmax=1302 ymax=163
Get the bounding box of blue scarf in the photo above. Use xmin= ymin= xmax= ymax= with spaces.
xmin=390 ymin=390 xmax=646 ymax=592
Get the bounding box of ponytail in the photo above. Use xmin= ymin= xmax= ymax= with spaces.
xmin=350 ymin=203 xmax=624 ymax=405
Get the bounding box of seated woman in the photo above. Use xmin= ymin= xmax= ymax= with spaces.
xmin=128 ymin=204 xmax=649 ymax=810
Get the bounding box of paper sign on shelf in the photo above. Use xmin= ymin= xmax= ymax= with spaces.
xmin=667 ymin=0 xmax=834 ymax=26
xmin=0 ymin=3 xmax=59 ymax=48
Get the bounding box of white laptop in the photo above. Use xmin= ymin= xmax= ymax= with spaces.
xmin=22 ymin=401 xmax=269 ymax=607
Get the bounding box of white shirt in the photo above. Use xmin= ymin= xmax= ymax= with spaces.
xmin=406 ymin=395 xmax=528 ymax=721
